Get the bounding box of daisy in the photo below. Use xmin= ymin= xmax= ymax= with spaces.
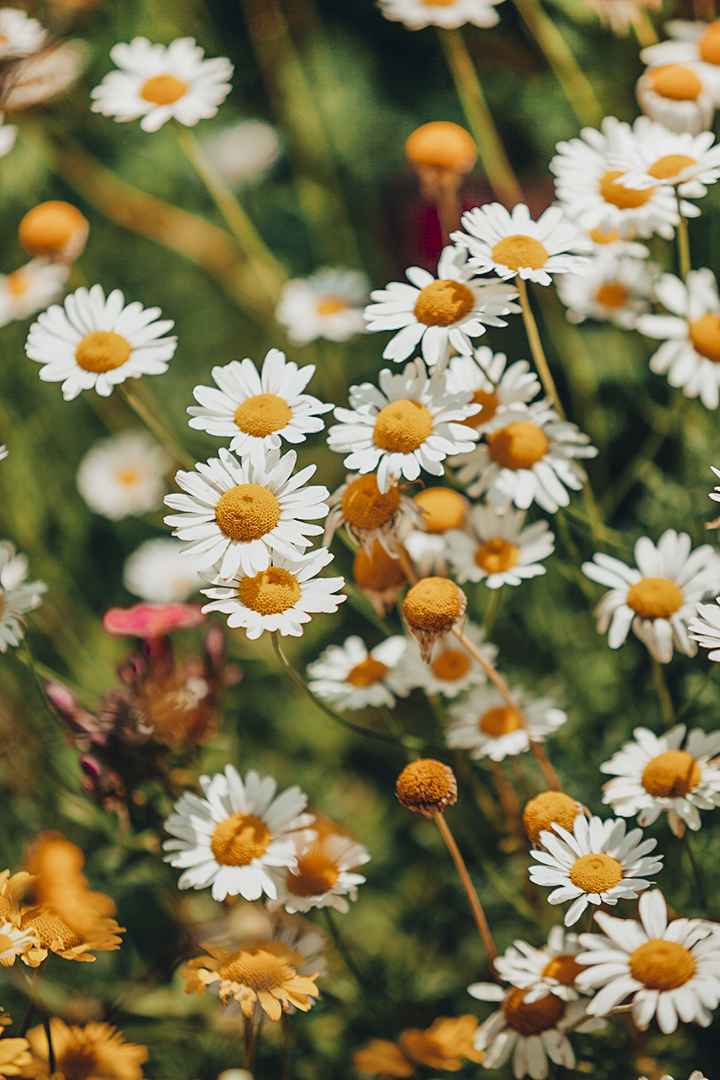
xmin=352 ymin=539 xmax=409 ymax=618
xmin=0 ymin=260 xmax=69 ymax=327
xmin=576 ymin=888 xmax=720 ymax=1032
xmin=0 ymin=542 xmax=47 ymax=653
xmin=400 ymin=620 xmax=497 ymax=698
xmin=25 ymin=284 xmax=177 ymax=400
xmin=364 ymin=246 xmax=520 ymax=369
xmin=609 ymin=118 xmax=720 ymax=200
xmin=268 ymin=831 xmax=371 ymax=914
xmin=323 ymin=472 xmax=426 ymax=558
xmin=452 ymin=401 xmax=598 ymax=513
xmin=377 ymin=0 xmax=505 ymax=29
xmin=688 ymin=594 xmax=720 ymax=656
xmin=19 ymin=903 xmax=124 ymax=966
xmin=403 ymin=577 xmax=467 ymax=663
xmin=275 ymin=267 xmax=369 ymax=346
xmin=445 ymin=505 xmax=555 ymax=588
xmin=584 ymin=0 xmax=660 ymax=34
xmin=450 ymin=203 xmax=591 ymax=286
xmin=18 ymin=201 xmax=89 ymax=262
xmin=582 ymin=530 xmax=720 ymax=663
xmin=401 ymin=486 xmax=469 ymax=577
xmin=585 ymin=224 xmax=650 ymax=258
xmin=636 ymin=269 xmax=720 ymax=409
xmin=202 ymin=119 xmax=281 ymax=188
xmin=123 ymin=537 xmax=204 ymax=603
xmin=306 ymin=634 xmax=410 ymax=710
xmin=0 ymin=8 xmax=46 ymax=60
xmin=163 ymin=764 xmax=316 ymax=902
xmin=26 ymin=1019 xmax=146 ymax=1080
xmin=0 ymin=115 xmax=17 ymax=159
xmin=494 ymin=925 xmax=590 ymax=1004
xmin=327 ymin=359 xmax=480 ymax=493
xmin=641 ymin=20 xmax=720 ymax=105
xmin=444 ymin=346 xmax=542 ymax=433
xmin=1 ymin=41 xmax=85 ymax=111
xmin=637 ymin=64 xmax=714 ymax=136
xmin=447 ymin=684 xmax=567 ymax=761
xmin=90 ymin=37 xmax=233 ymax=132
xmin=76 ymin=432 xmax=171 ymax=520
xmin=528 ymin=815 xmax=663 ymax=926
xmin=186 ymin=348 xmax=332 ymax=467
xmin=0 ymin=923 xmax=39 ymax=967
xmin=199 ymin=547 xmax=345 ymax=639
xmin=555 ymin=252 xmax=657 ymax=329
xmin=599 ymin=724 xmax=720 ymax=837
xmin=0 ymin=1030 xmax=31 ymax=1077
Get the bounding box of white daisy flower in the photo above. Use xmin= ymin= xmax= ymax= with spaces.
xmin=400 ymin=620 xmax=497 ymax=699
xmin=0 ymin=260 xmax=69 ymax=328
xmin=450 ymin=203 xmax=592 ymax=286
xmin=275 ymin=268 xmax=369 ymax=347
xmin=0 ymin=922 xmax=39 ymax=966
xmin=688 ymin=594 xmax=720 ymax=657
xmin=187 ymin=348 xmax=332 ymax=468
xmin=323 ymin=472 xmax=426 ymax=559
xmin=90 ymin=37 xmax=233 ymax=133
xmin=636 ymin=269 xmax=720 ymax=409
xmin=327 ymin=359 xmax=480 ymax=494
xmin=1 ymin=40 xmax=85 ymax=111
xmin=576 ymin=888 xmax=720 ymax=1032
xmin=0 ymin=115 xmax=17 ymax=159
xmin=582 ymin=530 xmax=720 ymax=663
xmin=494 ymin=926 xmax=589 ymax=1004
xmin=25 ymin=284 xmax=177 ymax=401
xmin=584 ymin=0 xmax=660 ymax=34
xmin=609 ymin=117 xmax=720 ymax=199
xmin=364 ymin=246 xmax=520 ymax=369
xmin=0 ymin=541 xmax=47 ymax=653
xmin=600 ymin=724 xmax=720 ymax=837
xmin=163 ymin=764 xmax=316 ymax=902
xmin=306 ymin=634 xmax=410 ymax=711
xmin=165 ymin=447 xmax=328 ymax=581
xmin=202 ymin=120 xmax=281 ymax=188
xmin=641 ymin=20 xmax=720 ymax=105
xmin=529 ymin=815 xmax=663 ymax=926
xmin=444 ymin=346 xmax=541 ymax=433
xmin=447 ymin=683 xmax=566 ymax=761
xmin=0 ymin=8 xmax=46 ymax=60
xmin=556 ymin=252 xmax=657 ymax=329
xmin=268 ymin=831 xmax=371 ymax=915
xmin=123 ymin=537 xmax=204 ymax=603
xmin=200 ymin=547 xmax=345 ymax=640
xmin=445 ymin=505 xmax=555 ymax=589
xmin=452 ymin=401 xmax=598 ymax=514
xmin=378 ymin=0 xmax=505 ymax=29
xmin=76 ymin=431 xmax=171 ymax=520
xmin=637 ymin=64 xmax=714 ymax=136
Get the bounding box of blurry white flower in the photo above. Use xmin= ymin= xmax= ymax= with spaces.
xmin=378 ymin=0 xmax=505 ymax=29
xmin=268 ymin=831 xmax=371 ymax=914
xmin=202 ymin=120 xmax=281 ymax=187
xmin=447 ymin=683 xmax=566 ymax=761
xmin=0 ymin=8 xmax=46 ymax=60
xmin=0 ymin=260 xmax=69 ymax=328
xmin=584 ymin=0 xmax=659 ymax=34
xmin=584 ymin=224 xmax=650 ymax=258
xmin=637 ymin=64 xmax=714 ymax=135
xmin=2 ymin=41 xmax=85 ymax=110
xmin=556 ymin=252 xmax=657 ymax=329
xmin=641 ymin=19 xmax=720 ymax=104
xmin=494 ymin=925 xmax=589 ymax=1004
xmin=400 ymin=620 xmax=496 ymax=698
xmin=444 ymin=346 xmax=541 ymax=433
xmin=123 ymin=537 xmax=204 ymax=603
xmin=0 ymin=541 xmax=47 ymax=653
xmin=76 ymin=431 xmax=171 ymax=520
xmin=445 ymin=505 xmax=554 ymax=588
xmin=306 ymin=634 xmax=410 ymax=710
xmin=0 ymin=446 xmax=6 ymax=461
xmin=275 ymin=268 xmax=369 ymax=347
xmin=0 ymin=114 xmax=17 ymax=158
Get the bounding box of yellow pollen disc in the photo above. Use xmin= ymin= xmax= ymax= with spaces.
xmin=239 ymin=566 xmax=302 ymax=615
xmin=523 ymin=791 xmax=580 ymax=843
xmin=689 ymin=314 xmax=720 ymax=362
xmin=414 ymin=487 xmax=466 ymax=532
xmin=479 ymin=705 xmax=522 ymax=737
xmin=626 ymin=577 xmax=683 ymax=620
xmin=140 ymin=74 xmax=188 ymax=105
xmin=374 ymin=399 xmax=433 ymax=454
xmin=488 ymin=422 xmax=549 ymax=470
xmin=7 ymin=270 xmax=28 ymax=297
xmin=503 ymin=987 xmax=565 ymax=1036
xmin=405 ymin=121 xmax=476 ymax=171
xmin=589 ymin=226 xmax=620 ymax=244
xmin=396 ymin=758 xmax=455 ymax=810
xmin=629 ymin=939 xmax=695 ymax=990
xmin=20 ymin=909 xmax=81 ymax=950
xmin=118 ymin=469 xmax=139 ymax=487
xmin=461 ymin=389 xmax=500 ymax=428
xmin=569 ymin=852 xmax=623 ymax=893
xmin=234 ymin=393 xmax=292 ymax=437
xmin=317 ymin=298 xmax=347 ymax=316
xmin=474 ymin=538 xmax=519 ymax=574
xmin=491 ymin=234 xmax=549 ymax=272
xmin=421 ymin=0 xmax=457 ymax=6
xmin=75 ymin=331 xmax=132 ymax=374
xmin=642 ymin=749 xmax=701 ymax=798
xmin=430 ymin=649 xmax=471 ymax=681
xmin=286 ymin=853 xmax=340 ymax=897
xmin=18 ymin=201 xmax=86 ymax=254
xmin=341 ymin=474 xmax=400 ymax=529
xmin=353 ymin=542 xmax=407 ymax=590
xmin=403 ymin=577 xmax=462 ymax=632
xmin=219 ymin=948 xmax=289 ymax=991
xmin=0 ymin=934 xmax=15 ymax=953
xmin=541 ymin=953 xmax=584 ymax=986
xmin=650 ymin=65 xmax=703 ymax=101
xmin=700 ymin=21 xmax=720 ymax=65
xmin=346 ymin=657 xmax=390 ymax=687
xmin=414 ymin=279 xmax=475 ymax=327
xmin=647 ymin=154 xmax=697 ymax=180
xmin=210 ymin=813 xmax=272 ymax=866
xmin=215 ymin=483 xmax=281 ymax=542
xmin=57 ymin=1044 xmax=99 ymax=1080
xmin=599 ymin=170 xmax=654 ymax=210
xmin=595 ymin=281 xmax=630 ymax=309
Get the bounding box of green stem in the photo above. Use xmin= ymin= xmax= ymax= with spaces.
xmin=651 ymin=657 xmax=675 ymax=727
xmin=484 ymin=586 xmax=502 ymax=634
xmin=18 ymin=1000 xmax=36 ymax=1038
xmin=516 ymin=277 xmax=565 ymax=419
xmin=677 ymin=202 xmax=691 ymax=280
xmin=117 ymin=385 xmax=195 ymax=471
xmin=684 ymin=833 xmax=710 ymax=918
xmin=631 ymin=7 xmax=659 ymax=47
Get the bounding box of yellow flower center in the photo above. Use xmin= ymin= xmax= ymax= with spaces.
xmin=595 ymin=281 xmax=630 ymax=309
xmin=474 ymin=538 xmax=519 ymax=574
xmin=353 ymin=542 xmax=407 ymax=590
xmin=414 ymin=487 xmax=466 ymax=532
xmin=647 ymin=154 xmax=697 ymax=180
xmin=642 ymin=749 xmax=701 ymax=798
xmin=650 ymin=65 xmax=703 ymax=101
xmin=396 ymin=758 xmax=456 ymax=812
xmin=626 ymin=577 xmax=683 ymax=620
xmin=238 ymin=566 xmax=302 ymax=614
xmin=374 ymin=400 xmax=433 ymax=454
xmin=215 ymin=484 xmax=281 ymax=542
xmin=405 ymin=120 xmax=477 ymax=170
xmin=461 ymin=389 xmax=500 ymax=428
xmin=568 ymin=852 xmax=624 ymax=893
xmin=700 ymin=20 xmax=720 ymax=64
xmin=403 ymin=577 xmax=462 ymax=632
xmin=629 ymin=939 xmax=695 ymax=990
xmin=689 ymin=313 xmax=720 ymax=362
xmin=140 ymin=74 xmax=188 ymax=105
xmin=118 ymin=468 xmax=139 ymax=487
xmin=210 ymin=813 xmax=272 ymax=866
xmin=488 ymin=422 xmax=549 ymax=470
xmin=75 ymin=331 xmax=132 ymax=374
xmin=234 ymin=393 xmax=292 ymax=437
xmin=286 ymin=852 xmax=340 ymax=897
xmin=341 ymin=474 xmax=400 ymax=529
xmin=541 ymin=953 xmax=584 ymax=986
xmin=18 ymin=201 xmax=86 ymax=255
xmin=491 ymin=235 xmax=549 ymax=272
xmin=20 ymin=908 xmax=81 ymax=950
xmin=503 ymin=987 xmax=565 ymax=1036
xmin=430 ymin=649 xmax=471 ymax=681
xmin=479 ymin=705 xmax=522 ymax=737
xmin=317 ymin=298 xmax=347 ymax=316
xmin=218 ymin=948 xmax=291 ymax=991
xmin=590 ymin=226 xmax=620 ymax=244
xmin=421 ymin=0 xmax=458 ymax=6
xmin=523 ymin=791 xmax=580 ymax=843
xmin=600 ymin=170 xmax=654 ymax=210
xmin=346 ymin=657 xmax=390 ymax=686
xmin=413 ymin=279 xmax=475 ymax=327
xmin=6 ymin=270 xmax=28 ymax=297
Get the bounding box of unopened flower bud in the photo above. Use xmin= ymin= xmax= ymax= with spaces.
xmin=403 ymin=576 xmax=466 ymax=662
xmin=405 ymin=121 xmax=477 ymax=200
xmin=396 ymin=758 xmax=457 ymax=818
xmin=18 ymin=200 xmax=89 ymax=261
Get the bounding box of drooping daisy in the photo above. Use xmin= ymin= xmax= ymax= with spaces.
xmin=577 ymin=888 xmax=720 ymax=1032
xmin=452 ymin=401 xmax=598 ymax=513
xmin=641 ymin=20 xmax=720 ymax=104
xmin=599 ymin=724 xmax=720 ymax=837
xmin=323 ymin=472 xmax=426 ymax=558
xmin=637 ymin=64 xmax=714 ymax=136
xmin=306 ymin=634 xmax=410 ymax=710
xmin=202 ymin=119 xmax=281 ymax=188
xmin=328 ymin=359 xmax=480 ymax=493
xmin=402 ymin=577 xmax=467 ymax=663
xmin=377 ymin=0 xmax=505 ymax=29
xmin=609 ymin=118 xmax=720 ymax=200
xmin=0 ymin=8 xmax=46 ymax=60
xmin=400 ymin=620 xmax=497 ymax=698
xmin=584 ymin=0 xmax=660 ymax=34
xmin=26 ymin=1019 xmax=147 ymax=1080
xmin=268 ymin=830 xmax=371 ymax=914
xmin=0 ymin=260 xmax=69 ymax=328
xmin=164 ymin=447 xmax=329 ymax=580
xmin=528 ymin=815 xmax=663 ymax=926
xmin=163 ymin=765 xmax=316 ymax=902
xmin=494 ymin=926 xmax=590 ymax=1004
xmin=26 ymin=285 xmax=177 ymax=400
xmin=0 ymin=115 xmax=17 ymax=159
xmin=187 ymin=349 xmax=332 ymax=467
xmin=352 ymin=539 xmax=409 ymax=618
xmin=0 ymin=923 xmax=39 ymax=967
xmin=123 ymin=537 xmax=204 ymax=603
xmin=200 ymin=547 xmax=345 ymax=639
xmin=275 ymin=267 xmax=369 ymax=346
xmin=401 ymin=486 xmax=469 ymax=577
xmin=582 ymin=530 xmax=720 ymax=663
xmin=447 ymin=684 xmax=567 ymax=761
xmin=445 ymin=505 xmax=555 ymax=588
xmin=0 ymin=542 xmax=47 ymax=653
xmin=90 ymin=37 xmax=233 ymax=132
xmin=556 ymin=252 xmax=657 ymax=329
xmin=76 ymin=432 xmax=172 ymax=520
xmin=450 ymin=203 xmax=592 ymax=286
xmin=444 ymin=346 xmax=542 ymax=433
xmin=364 ymin=246 xmax=520 ymax=369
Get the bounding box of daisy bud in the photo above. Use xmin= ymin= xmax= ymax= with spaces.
xmin=522 ymin=790 xmax=582 ymax=844
xmin=406 ymin=121 xmax=477 ymax=199
xmin=396 ymin=758 xmax=457 ymax=818
xmin=18 ymin=201 xmax=89 ymax=261
xmin=353 ymin=540 xmax=408 ymax=618
xmin=402 ymin=577 xmax=467 ymax=663
xmin=413 ymin=487 xmax=467 ymax=532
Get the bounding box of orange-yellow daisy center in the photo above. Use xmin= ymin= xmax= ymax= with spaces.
xmin=491 ymin=235 xmax=549 ymax=272
xmin=626 ymin=577 xmax=683 ymax=620
xmin=374 ymin=400 xmax=433 ymax=454
xmin=479 ymin=705 xmax=522 ymax=737
xmin=642 ymin=749 xmax=701 ymax=798
xmin=700 ymin=21 xmax=720 ymax=65
xmin=20 ymin=908 xmax=81 ymax=950
xmin=414 ymin=487 xmax=466 ymax=532
xmin=430 ymin=648 xmax=471 ymax=682
xmin=590 ymin=226 xmax=621 ymax=244
xmin=75 ymin=331 xmax=132 ymax=374
xmin=346 ymin=657 xmax=390 ymax=686
xmin=19 ymin=201 xmax=86 ymax=254
xmin=503 ymin=987 xmax=565 ymax=1036
xmin=647 ymin=154 xmax=697 ymax=180
xmin=210 ymin=813 xmax=272 ymax=866
xmin=414 ymin=279 xmax=475 ymax=327
xmin=569 ymin=852 xmax=623 ymax=893
xmin=286 ymin=853 xmax=340 ymax=897
xmin=461 ymin=389 xmax=500 ymax=428
xmin=600 ymin=170 xmax=654 ymax=210
xmin=238 ymin=566 xmax=302 ymax=614
xmin=56 ymin=1043 xmax=101 ymax=1080
xmin=6 ymin=270 xmax=28 ymax=297
xmin=523 ymin=791 xmax=580 ymax=843
xmin=650 ymin=65 xmax=703 ymax=101
xmin=488 ymin=422 xmax=549 ymax=470
xmin=317 ymin=298 xmax=347 ymax=316
xmin=215 ymin=483 xmax=281 ymax=542
xmin=396 ymin=758 xmax=455 ymax=811
xmin=541 ymin=953 xmax=584 ymax=986
xmin=403 ymin=577 xmax=462 ymax=632
xmin=234 ymin=393 xmax=293 ymax=437
xmin=595 ymin=281 xmax=630 ymax=309
xmin=475 ymin=538 xmax=519 ymax=574
xmin=342 ymin=474 xmax=400 ymax=529
xmin=629 ymin=939 xmax=695 ymax=990
xmin=354 ymin=543 xmax=407 ymax=590
xmin=218 ymin=948 xmax=291 ymax=990
xmin=140 ymin=74 xmax=187 ymax=105
xmin=689 ymin=314 xmax=720 ymax=362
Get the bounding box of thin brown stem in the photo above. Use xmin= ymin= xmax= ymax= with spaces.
xmin=436 ymin=185 xmax=463 ymax=246
xmin=243 ymin=1014 xmax=256 ymax=1069
xmin=517 ymin=277 xmax=564 ymax=418
xmin=488 ymin=759 xmax=524 ymax=838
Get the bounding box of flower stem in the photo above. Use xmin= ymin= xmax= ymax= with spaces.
xmin=488 ymin=759 xmax=524 ymax=839
xmin=484 ymin=586 xmax=502 ymax=634
xmin=117 ymin=385 xmax=195 ymax=471
xmin=651 ymin=657 xmax=675 ymax=727
xmin=243 ymin=1014 xmax=256 ymax=1069
xmin=677 ymin=200 xmax=691 ymax=280
xmin=40 ymin=1008 xmax=55 ymax=1074
xmin=516 ymin=277 xmax=565 ymax=419
xmin=684 ymin=833 xmax=710 ymax=918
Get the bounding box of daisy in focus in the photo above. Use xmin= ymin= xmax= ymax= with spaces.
xmin=90 ymin=37 xmax=233 ymax=132
xmin=0 ymin=260 xmax=69 ymax=327
xmin=636 ymin=64 xmax=714 ymax=136
xmin=0 ymin=8 xmax=46 ymax=60
xmin=445 ymin=504 xmax=555 ymax=588
xmin=275 ymin=268 xmax=369 ymax=346
xmin=400 ymin=620 xmax=496 ymax=699
xmin=494 ymin=925 xmax=589 ymax=1004
xmin=0 ymin=542 xmax=47 ymax=653
xmin=582 ymin=529 xmax=720 ymax=662
xmin=377 ymin=0 xmax=505 ymax=29
xmin=26 ymin=1019 xmax=147 ymax=1080
xmin=641 ymin=21 xmax=720 ymax=104
xmin=76 ymin=432 xmax=172 ymax=520
xmin=556 ymin=252 xmax=657 ymax=329
xmin=444 ymin=346 xmax=541 ymax=433
xmin=609 ymin=118 xmax=720 ymax=200
xmin=25 ymin=284 xmax=177 ymax=400
xmin=123 ymin=537 xmax=204 ymax=603
xmin=324 ymin=472 xmax=426 ymax=558
xmin=306 ymin=634 xmax=410 ymax=710
xmin=268 ymin=830 xmax=371 ymax=914
xmin=447 ymin=684 xmax=567 ymax=761
xmin=401 ymin=486 xmax=468 ymax=577
xmin=600 ymin=724 xmax=720 ymax=837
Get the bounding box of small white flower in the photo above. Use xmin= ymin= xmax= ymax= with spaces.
xmin=275 ymin=268 xmax=369 ymax=347
xmin=400 ymin=620 xmax=497 ymax=699
xmin=609 ymin=117 xmax=720 ymax=199
xmin=76 ymin=432 xmax=171 ymax=520
xmin=444 ymin=346 xmax=541 ymax=432
xmin=529 ymin=815 xmax=663 ymax=926
xmin=582 ymin=529 xmax=720 ymax=663
xmin=0 ymin=922 xmax=39 ymax=966
xmin=306 ymin=634 xmax=410 ymax=711
xmin=268 ymin=831 xmax=371 ymax=914
xmin=123 ymin=537 xmax=204 ymax=603
xmin=637 ymin=64 xmax=714 ymax=135
xmin=584 ymin=0 xmax=660 ymax=34
xmin=0 ymin=260 xmax=69 ymax=328
xmin=323 ymin=472 xmax=426 ymax=559
xmin=494 ymin=925 xmax=590 ymax=1003
xmin=378 ymin=0 xmax=505 ymax=29
xmin=163 ymin=764 xmax=316 ymax=902
xmin=90 ymin=37 xmax=233 ymax=132
xmin=0 ymin=8 xmax=46 ymax=60
xmin=556 ymin=251 xmax=658 ymax=329
xmin=447 ymin=683 xmax=566 ymax=761
xmin=0 ymin=541 xmax=47 ymax=653
xmin=445 ymin=505 xmax=554 ymax=588
xmin=641 ymin=20 xmax=720 ymax=104
xmin=0 ymin=114 xmax=17 ymax=159
xmin=201 ymin=120 xmax=281 ymax=188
